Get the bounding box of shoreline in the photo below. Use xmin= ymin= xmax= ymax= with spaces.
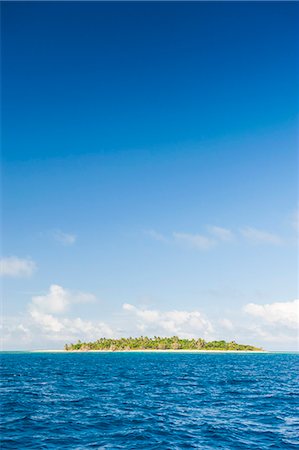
xmin=29 ymin=349 xmax=268 ymax=354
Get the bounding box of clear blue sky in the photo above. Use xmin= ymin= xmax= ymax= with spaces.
xmin=1 ymin=2 xmax=298 ymax=350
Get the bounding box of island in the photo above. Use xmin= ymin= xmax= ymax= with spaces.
xmin=64 ymin=336 xmax=262 ymax=352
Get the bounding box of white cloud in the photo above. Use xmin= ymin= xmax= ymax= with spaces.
xmin=244 ymin=299 xmax=299 ymax=329
xmin=240 ymin=227 xmax=283 ymax=245
xmin=29 ymin=311 xmax=114 ymax=342
xmin=208 ymin=226 xmax=234 ymax=241
xmin=53 ymin=230 xmax=77 ymax=246
xmin=30 ymin=310 xmax=64 ymax=333
xmin=173 ymin=232 xmax=216 ymax=250
xmin=10 ymin=284 xmax=114 ymax=347
xmin=250 ymin=325 xmax=298 ymax=345
xmin=145 ymin=229 xmax=168 ymax=243
xmin=0 ymin=257 xmax=36 ymax=277
xmin=3 ymin=284 xmax=299 ymax=351
xmin=123 ymin=303 xmax=213 ymax=338
xmin=146 ymin=225 xmax=235 ymax=250
xmin=30 ymin=285 xmax=71 ymax=315
xmin=1 ymin=317 xmax=33 ymax=349
xmin=29 ymin=284 xmax=96 ymax=316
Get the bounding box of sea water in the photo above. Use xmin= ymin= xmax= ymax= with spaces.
xmin=1 ymin=352 xmax=298 ymax=449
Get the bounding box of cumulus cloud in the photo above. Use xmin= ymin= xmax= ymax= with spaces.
xmin=29 ymin=311 xmax=114 ymax=342
xmin=240 ymin=227 xmax=283 ymax=245
xmin=1 ymin=312 xmax=114 ymax=348
xmin=16 ymin=284 xmax=112 ymax=346
xmin=29 ymin=284 xmax=96 ymax=316
xmin=123 ymin=303 xmax=213 ymax=338
xmin=173 ymin=232 xmax=216 ymax=250
xmin=249 ymin=325 xmax=298 ymax=345
xmin=1 ymin=317 xmax=33 ymax=349
xmin=3 ymin=283 xmax=298 ymax=351
xmin=207 ymin=226 xmax=234 ymax=241
xmin=30 ymin=310 xmax=64 ymax=333
xmin=244 ymin=299 xmax=299 ymax=329
xmin=240 ymin=298 xmax=299 ymax=349
xmin=53 ymin=229 xmax=77 ymax=246
xmin=30 ymin=285 xmax=70 ymax=315
xmin=0 ymin=257 xmax=36 ymax=277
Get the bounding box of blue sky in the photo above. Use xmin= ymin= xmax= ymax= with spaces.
xmin=1 ymin=2 xmax=298 ymax=350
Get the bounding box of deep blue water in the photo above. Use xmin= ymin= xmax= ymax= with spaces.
xmin=1 ymin=352 xmax=299 ymax=449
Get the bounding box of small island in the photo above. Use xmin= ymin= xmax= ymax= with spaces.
xmin=64 ymin=336 xmax=262 ymax=352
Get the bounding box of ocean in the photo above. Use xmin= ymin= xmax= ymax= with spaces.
xmin=1 ymin=352 xmax=298 ymax=449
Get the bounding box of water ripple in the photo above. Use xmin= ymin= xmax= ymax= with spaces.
xmin=1 ymin=352 xmax=299 ymax=449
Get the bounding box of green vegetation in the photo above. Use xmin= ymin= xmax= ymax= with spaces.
xmin=65 ymin=336 xmax=262 ymax=352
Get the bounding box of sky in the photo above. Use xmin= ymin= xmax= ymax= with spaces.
xmin=1 ymin=2 xmax=298 ymax=351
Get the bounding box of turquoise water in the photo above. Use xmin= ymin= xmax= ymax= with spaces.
xmin=1 ymin=352 xmax=298 ymax=449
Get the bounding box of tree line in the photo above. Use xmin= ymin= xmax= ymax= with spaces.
xmin=65 ymin=336 xmax=262 ymax=351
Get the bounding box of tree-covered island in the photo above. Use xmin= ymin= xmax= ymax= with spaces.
xmin=65 ymin=336 xmax=262 ymax=352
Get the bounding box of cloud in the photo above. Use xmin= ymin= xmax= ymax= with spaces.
xmin=25 ymin=284 xmax=108 ymax=343
xmin=1 ymin=317 xmax=33 ymax=348
xmin=145 ymin=229 xmax=168 ymax=243
xmin=53 ymin=230 xmax=77 ymax=246
xmin=30 ymin=310 xmax=64 ymax=333
xmin=208 ymin=226 xmax=234 ymax=241
xmin=29 ymin=311 xmax=113 ymax=341
xmin=211 ymin=299 xmax=299 ymax=349
xmin=173 ymin=232 xmax=216 ymax=250
xmin=3 ymin=283 xmax=298 ymax=351
xmin=249 ymin=325 xmax=298 ymax=345
xmin=218 ymin=318 xmax=234 ymax=331
xmin=123 ymin=303 xmax=213 ymax=338
xmin=0 ymin=257 xmax=36 ymax=277
xmin=146 ymin=216 xmax=293 ymax=251
xmin=244 ymin=299 xmax=299 ymax=329
xmin=146 ymin=229 xmax=217 ymax=251
xmin=29 ymin=284 xmax=96 ymax=316
xmin=30 ymin=285 xmax=71 ymax=315
xmin=240 ymin=227 xmax=283 ymax=245
xmin=0 ymin=314 xmax=111 ymax=350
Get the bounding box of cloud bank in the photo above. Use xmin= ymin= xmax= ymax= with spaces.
xmin=2 ymin=284 xmax=298 ymax=351
xmin=244 ymin=299 xmax=299 ymax=330
xmin=123 ymin=303 xmax=213 ymax=338
xmin=21 ymin=285 xmax=112 ymax=345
